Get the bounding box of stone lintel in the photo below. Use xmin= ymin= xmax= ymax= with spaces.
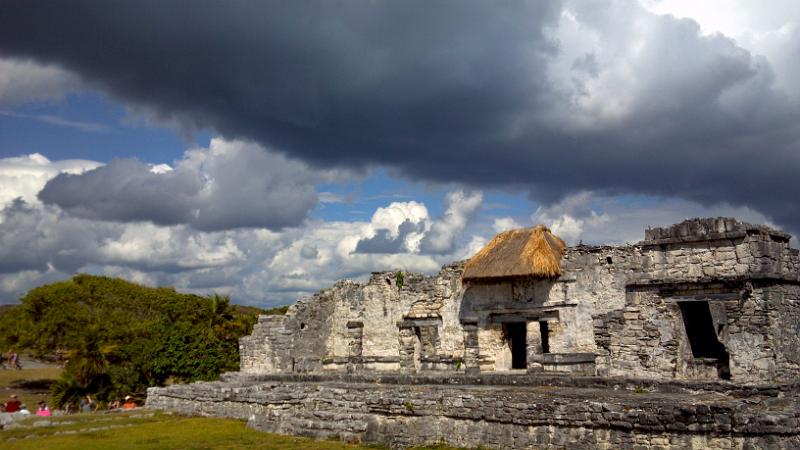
xmin=346 ymin=320 xmax=364 ymax=329
xmin=460 ymin=316 xmax=479 ymax=326
xmin=397 ymin=318 xmax=441 ymax=328
xmin=664 ymin=292 xmax=740 ymax=302
xmin=627 ymin=274 xmax=800 ymax=289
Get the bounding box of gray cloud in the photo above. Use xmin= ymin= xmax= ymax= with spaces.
xmin=39 ymin=158 xmax=201 ymax=226
xmin=355 ymin=219 xmax=424 ymax=254
xmin=38 ymin=139 xmax=319 ymax=231
xmin=0 ymin=58 xmax=84 ymax=107
xmin=1 ymin=1 xmax=800 ymax=231
xmin=0 ymin=199 xmax=113 ymax=274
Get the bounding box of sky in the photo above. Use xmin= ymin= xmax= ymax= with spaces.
xmin=0 ymin=0 xmax=797 ymax=306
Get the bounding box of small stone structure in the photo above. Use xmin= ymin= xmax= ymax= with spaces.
xmin=148 ymin=218 xmax=800 ymax=449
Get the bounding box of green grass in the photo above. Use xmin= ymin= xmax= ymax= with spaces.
xmin=0 ymin=367 xmax=62 ymax=386
xmin=3 ymin=411 xmax=469 ymax=450
xmin=0 ymin=366 xmax=62 ymax=409
xmin=7 ymin=414 xmax=363 ymax=450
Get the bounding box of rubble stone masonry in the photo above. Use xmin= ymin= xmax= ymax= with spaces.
xmin=148 ymin=218 xmax=800 ymax=448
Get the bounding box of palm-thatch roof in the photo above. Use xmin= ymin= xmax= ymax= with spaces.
xmin=462 ymin=225 xmax=566 ymax=281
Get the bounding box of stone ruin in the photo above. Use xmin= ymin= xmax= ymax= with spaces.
xmin=148 ymin=218 xmax=800 ymax=449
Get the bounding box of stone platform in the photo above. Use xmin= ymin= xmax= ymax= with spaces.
xmin=146 ymin=373 xmax=800 ymax=449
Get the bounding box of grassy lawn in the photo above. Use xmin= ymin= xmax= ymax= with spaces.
xmin=2 ymin=411 xmax=465 ymax=450
xmin=0 ymin=366 xmax=62 ymax=409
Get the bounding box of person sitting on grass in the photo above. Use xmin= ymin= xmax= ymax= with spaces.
xmin=122 ymin=396 xmax=136 ymax=410
xmin=18 ymin=404 xmax=31 ymax=415
xmin=80 ymin=394 xmax=95 ymax=413
xmin=5 ymin=394 xmax=21 ymax=413
xmin=36 ymin=401 xmax=52 ymax=417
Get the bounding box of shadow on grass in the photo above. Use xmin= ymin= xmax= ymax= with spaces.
xmin=10 ymin=378 xmax=56 ymax=390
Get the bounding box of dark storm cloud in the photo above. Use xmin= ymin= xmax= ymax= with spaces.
xmin=2 ymin=1 xmax=800 ymax=230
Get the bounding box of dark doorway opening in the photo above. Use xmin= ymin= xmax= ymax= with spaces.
xmin=504 ymin=323 xmax=527 ymax=369
xmin=679 ymin=301 xmax=730 ymax=379
xmin=539 ymin=321 xmax=550 ymax=354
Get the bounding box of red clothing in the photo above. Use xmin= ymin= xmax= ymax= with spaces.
xmin=5 ymin=400 xmax=21 ymax=413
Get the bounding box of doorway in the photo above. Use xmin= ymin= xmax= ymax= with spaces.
xmin=504 ymin=322 xmax=527 ymax=369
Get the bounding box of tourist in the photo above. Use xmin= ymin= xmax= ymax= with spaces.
xmin=36 ymin=401 xmax=52 ymax=417
xmin=108 ymin=399 xmax=120 ymax=410
xmin=122 ymin=395 xmax=136 ymax=410
xmin=18 ymin=404 xmax=31 ymax=415
xmin=8 ymin=350 xmax=21 ymax=370
xmin=5 ymin=394 xmax=21 ymax=413
xmin=80 ymin=394 xmax=95 ymax=413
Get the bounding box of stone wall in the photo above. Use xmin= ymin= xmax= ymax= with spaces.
xmin=157 ymin=217 xmax=800 ymax=449
xmin=242 ymin=263 xmax=468 ymax=375
xmin=239 ymin=315 xmax=292 ymax=373
xmin=239 ymin=217 xmax=800 ymax=384
xmin=147 ymin=374 xmax=800 ymax=450
xmin=639 ymin=217 xmax=799 ymax=283
xmin=771 ymin=284 xmax=800 ymax=380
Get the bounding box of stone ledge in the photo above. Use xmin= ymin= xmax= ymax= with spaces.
xmin=222 ymin=371 xmax=797 ymax=397
xmin=146 ymin=377 xmax=800 ymax=449
xmin=531 ymin=353 xmax=596 ymax=365
xmin=322 ymin=356 xmax=401 ymax=364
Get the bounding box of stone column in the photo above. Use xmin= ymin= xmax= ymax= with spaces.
xmin=397 ymin=323 xmax=417 ymax=373
xmin=346 ymin=320 xmax=364 ymax=373
xmin=462 ymin=317 xmax=480 ymax=376
xmin=526 ymin=321 xmax=544 ymax=373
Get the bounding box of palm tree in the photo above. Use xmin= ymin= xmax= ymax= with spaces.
xmin=207 ymin=294 xmax=235 ymax=337
xmin=53 ymin=326 xmax=115 ymax=406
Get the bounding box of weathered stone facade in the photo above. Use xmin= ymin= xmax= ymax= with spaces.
xmin=236 ymin=217 xmax=800 ymax=384
xmin=147 ymin=218 xmax=800 ymax=449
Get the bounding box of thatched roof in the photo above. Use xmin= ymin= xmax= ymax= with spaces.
xmin=462 ymin=225 xmax=566 ymax=281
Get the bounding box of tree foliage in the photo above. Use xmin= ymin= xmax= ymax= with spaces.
xmin=0 ymin=274 xmax=261 ymax=405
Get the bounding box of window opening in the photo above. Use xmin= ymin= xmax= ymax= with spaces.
xmin=679 ymin=301 xmax=730 ymax=379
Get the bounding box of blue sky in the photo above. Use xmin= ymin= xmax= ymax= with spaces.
xmin=0 ymin=93 xmax=210 ymax=163
xmin=0 ymin=90 xmax=537 ymax=227
xmin=0 ymin=0 xmax=796 ymax=306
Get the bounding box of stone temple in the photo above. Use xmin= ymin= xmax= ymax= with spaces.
xmin=148 ymin=218 xmax=800 ymax=449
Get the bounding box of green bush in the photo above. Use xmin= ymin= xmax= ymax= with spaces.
xmin=0 ymin=274 xmax=261 ymax=405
